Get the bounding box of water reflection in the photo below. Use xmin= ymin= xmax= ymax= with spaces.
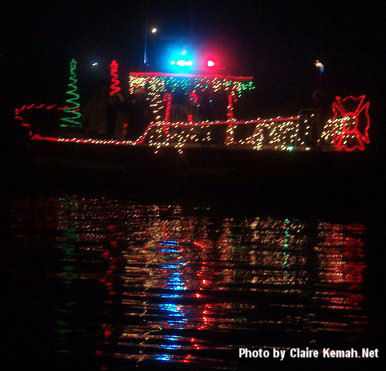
xmin=8 ymin=196 xmax=370 ymax=369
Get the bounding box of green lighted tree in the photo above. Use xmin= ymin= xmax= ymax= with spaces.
xmin=60 ymin=58 xmax=82 ymax=127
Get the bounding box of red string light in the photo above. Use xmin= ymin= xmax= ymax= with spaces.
xmin=15 ymin=103 xmax=66 ymax=120
xmin=163 ymin=93 xmax=172 ymax=122
xmin=15 ymin=103 xmax=67 ymax=136
xmin=227 ymin=90 xmax=236 ymax=120
xmin=225 ymin=90 xmax=238 ymax=143
xmin=109 ymin=60 xmax=121 ymax=96
xmin=187 ymin=91 xmax=198 ymax=123
xmin=190 ymin=91 xmax=198 ymax=104
xmin=162 ymin=93 xmax=172 ymax=134
xmin=332 ymin=95 xmax=370 ymax=151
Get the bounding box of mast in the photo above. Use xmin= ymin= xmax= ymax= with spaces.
xmin=143 ymin=0 xmax=149 ymax=65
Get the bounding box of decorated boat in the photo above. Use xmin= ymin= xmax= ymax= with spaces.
xmin=11 ymin=57 xmax=378 ymax=194
xmin=15 ymin=59 xmax=371 ymax=154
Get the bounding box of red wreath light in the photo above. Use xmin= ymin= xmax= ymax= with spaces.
xmin=332 ymin=95 xmax=370 ymax=151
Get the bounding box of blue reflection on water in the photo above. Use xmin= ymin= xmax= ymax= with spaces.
xmin=159 ymin=240 xmax=178 ymax=246
xmin=155 ymin=240 xmax=187 ymax=362
xmin=161 ymin=264 xmax=177 ymax=269
xmin=161 ymin=294 xmax=181 ymax=299
xmin=160 ymin=248 xmax=179 ymax=253
xmin=160 ymin=344 xmax=180 ymax=350
xmin=164 ymin=335 xmax=181 ymax=341
xmin=155 ymin=354 xmax=172 ymax=361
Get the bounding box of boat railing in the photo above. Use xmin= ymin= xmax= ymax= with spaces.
xmin=14 ymin=94 xmax=371 ymax=152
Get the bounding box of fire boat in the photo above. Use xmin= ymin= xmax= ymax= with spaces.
xmin=12 ymin=58 xmax=376 ymax=193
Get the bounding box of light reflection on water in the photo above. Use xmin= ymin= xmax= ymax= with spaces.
xmin=8 ymin=195 xmax=369 ymax=369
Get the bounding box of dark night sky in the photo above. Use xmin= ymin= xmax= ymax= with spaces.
xmin=1 ymin=0 xmax=384 ymax=147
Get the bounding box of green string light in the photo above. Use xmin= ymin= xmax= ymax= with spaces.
xmin=60 ymin=58 xmax=82 ymax=128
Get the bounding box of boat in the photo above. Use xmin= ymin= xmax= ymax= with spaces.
xmin=11 ymin=61 xmax=380 ymax=197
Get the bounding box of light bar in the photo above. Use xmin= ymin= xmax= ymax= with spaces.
xmin=176 ymin=60 xmax=193 ymax=66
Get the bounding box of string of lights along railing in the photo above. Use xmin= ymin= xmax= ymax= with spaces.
xmin=15 ymin=103 xmax=68 ymax=137
xmin=14 ymin=97 xmax=370 ymax=153
xmin=60 ymin=58 xmax=82 ymax=128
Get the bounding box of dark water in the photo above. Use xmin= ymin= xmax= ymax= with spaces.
xmin=3 ymin=195 xmax=384 ymax=369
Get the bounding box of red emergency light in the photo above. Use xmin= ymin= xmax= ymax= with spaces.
xmin=207 ymin=59 xmax=216 ymax=67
